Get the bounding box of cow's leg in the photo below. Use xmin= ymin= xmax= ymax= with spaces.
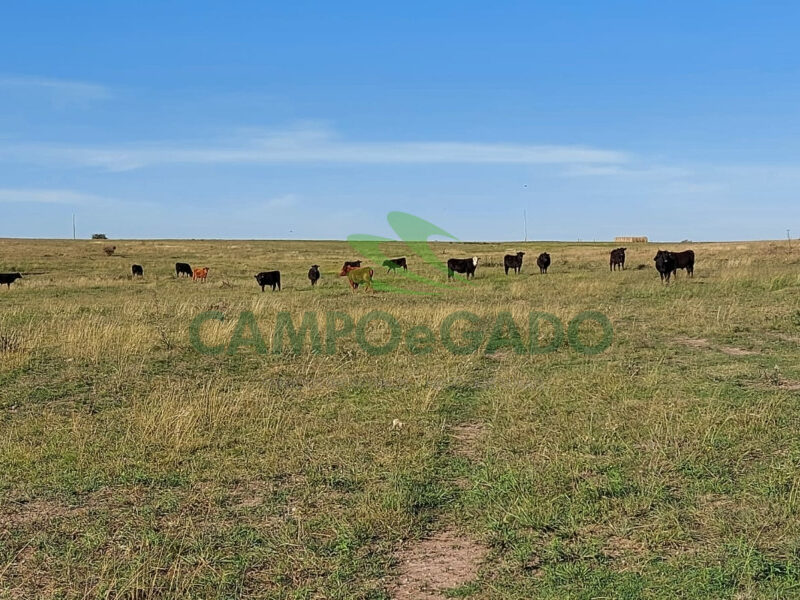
xmin=504 ymin=266 xmax=508 ymax=275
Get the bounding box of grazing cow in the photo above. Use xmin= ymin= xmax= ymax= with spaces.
xmin=382 ymin=257 xmax=408 ymax=272
xmin=175 ymin=262 xmax=193 ymax=277
xmin=340 ymin=265 xmax=374 ymax=292
xmin=131 ymin=264 xmax=143 ymax=277
xmin=192 ymin=267 xmax=209 ymax=282
xmin=447 ymin=257 xmax=479 ymax=280
xmin=255 ymin=271 xmax=281 ymax=291
xmin=308 ymin=265 xmax=320 ymax=286
xmin=610 ymin=247 xmax=627 ymax=271
xmin=342 ymin=260 xmax=362 ymax=271
xmin=536 ymin=252 xmax=551 ymax=274
xmin=504 ymin=252 xmax=525 ymax=275
xmin=0 ymin=273 xmax=22 ymax=288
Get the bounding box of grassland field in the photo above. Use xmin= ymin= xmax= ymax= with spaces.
xmin=1 ymin=237 xmax=800 ymax=599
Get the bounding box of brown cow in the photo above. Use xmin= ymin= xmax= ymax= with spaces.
xmin=192 ymin=267 xmax=209 ymax=282
xmin=340 ymin=265 xmax=374 ymax=292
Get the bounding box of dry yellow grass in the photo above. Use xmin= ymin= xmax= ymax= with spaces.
xmin=1 ymin=237 xmax=799 ymax=598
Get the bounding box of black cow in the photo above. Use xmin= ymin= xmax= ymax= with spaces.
xmin=504 ymin=252 xmax=525 ymax=275
xmin=654 ymin=250 xmax=676 ymax=283
xmin=382 ymin=257 xmax=407 ymax=272
xmin=255 ymin=271 xmax=281 ymax=292
xmin=308 ymin=265 xmax=320 ymax=286
xmin=175 ymin=262 xmax=193 ymax=277
xmin=536 ymin=252 xmax=551 ymax=274
xmin=610 ymin=248 xmax=626 ymax=271
xmin=0 ymin=273 xmax=22 ymax=288
xmin=672 ymin=250 xmax=695 ymax=277
xmin=131 ymin=264 xmax=143 ymax=277
xmin=654 ymin=249 xmax=695 ymax=283
xmin=447 ymin=256 xmax=479 ymax=280
xmin=342 ymin=260 xmax=362 ymax=271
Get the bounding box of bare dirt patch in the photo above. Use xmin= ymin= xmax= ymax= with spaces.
xmin=717 ymin=346 xmax=757 ymax=356
xmin=675 ymin=336 xmax=712 ymax=350
xmin=603 ymin=535 xmax=647 ymax=560
xmin=674 ymin=336 xmax=756 ymax=356
xmin=451 ymin=423 xmax=486 ymax=461
xmin=0 ymin=499 xmax=83 ymax=529
xmin=390 ymin=529 xmax=487 ymax=599
xmin=1 ymin=487 xmax=147 ymax=529
xmin=772 ymin=332 xmax=800 ymax=344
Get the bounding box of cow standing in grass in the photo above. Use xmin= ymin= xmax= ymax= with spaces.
xmin=341 ymin=260 xmax=362 ymax=271
xmin=0 ymin=273 xmax=22 ymax=288
xmin=340 ymin=265 xmax=374 ymax=292
xmin=654 ymin=250 xmax=676 ymax=283
xmin=610 ymin=248 xmax=626 ymax=271
xmin=671 ymin=250 xmax=695 ymax=277
xmin=447 ymin=257 xmax=479 ymax=280
xmin=382 ymin=257 xmax=407 ymax=272
xmin=308 ymin=265 xmax=320 ymax=286
xmin=654 ymin=249 xmax=695 ymax=282
xmin=131 ymin=264 xmax=143 ymax=277
xmin=193 ymin=267 xmax=209 ymax=282
xmin=504 ymin=252 xmax=525 ymax=275
xmin=176 ymin=262 xmax=193 ymax=277
xmin=536 ymin=252 xmax=551 ymax=274
xmin=255 ymin=270 xmax=281 ymax=291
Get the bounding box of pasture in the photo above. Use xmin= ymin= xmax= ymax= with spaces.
xmin=1 ymin=238 xmax=799 ymax=599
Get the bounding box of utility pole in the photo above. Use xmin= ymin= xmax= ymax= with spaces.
xmin=523 ymin=209 xmax=528 ymax=242
xmin=72 ymin=214 xmax=76 ymax=240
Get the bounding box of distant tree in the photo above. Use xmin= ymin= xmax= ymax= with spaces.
xmin=103 ymin=245 xmax=116 ymax=256
xmin=92 ymin=233 xmax=108 ymax=240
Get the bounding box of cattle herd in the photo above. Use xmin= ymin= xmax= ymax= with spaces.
xmin=0 ymin=247 xmax=695 ymax=291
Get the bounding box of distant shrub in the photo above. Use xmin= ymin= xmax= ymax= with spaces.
xmin=92 ymin=233 xmax=108 ymax=240
xmin=103 ymin=245 xmax=117 ymax=256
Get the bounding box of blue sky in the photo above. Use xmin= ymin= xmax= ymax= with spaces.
xmin=1 ymin=1 xmax=799 ymax=241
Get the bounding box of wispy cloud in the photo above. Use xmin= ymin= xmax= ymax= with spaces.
xmin=0 ymin=125 xmax=629 ymax=171
xmin=0 ymin=188 xmax=109 ymax=205
xmin=0 ymin=75 xmax=110 ymax=104
xmin=562 ymin=164 xmax=691 ymax=178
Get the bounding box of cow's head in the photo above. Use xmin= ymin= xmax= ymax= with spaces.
xmin=472 ymin=256 xmax=479 ymax=266
xmin=339 ymin=265 xmax=357 ymax=277
xmin=517 ymin=252 xmax=525 ymax=257
xmin=654 ymin=250 xmax=673 ymax=270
